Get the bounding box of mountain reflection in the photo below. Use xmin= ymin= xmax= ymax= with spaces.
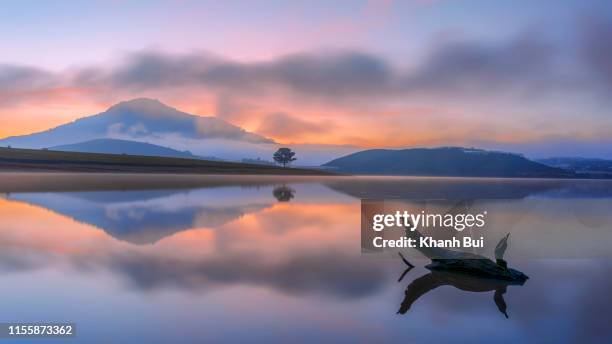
xmin=0 ymin=174 xmax=610 ymax=342
xmin=0 ymin=188 xmax=391 ymax=299
xmin=8 ymin=188 xmax=274 ymax=244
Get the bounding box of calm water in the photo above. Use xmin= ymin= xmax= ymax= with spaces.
xmin=0 ymin=173 xmax=611 ymax=343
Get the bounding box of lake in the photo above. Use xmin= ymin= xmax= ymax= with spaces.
xmin=0 ymin=173 xmax=611 ymax=343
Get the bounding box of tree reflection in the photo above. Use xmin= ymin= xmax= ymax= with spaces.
xmin=273 ymin=185 xmax=295 ymax=202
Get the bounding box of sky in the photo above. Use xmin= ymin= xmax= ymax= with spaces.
xmin=1 ymin=0 xmax=612 ymax=157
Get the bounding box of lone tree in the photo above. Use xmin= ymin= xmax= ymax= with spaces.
xmin=273 ymin=147 xmax=297 ymax=167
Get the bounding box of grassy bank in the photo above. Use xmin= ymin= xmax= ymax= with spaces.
xmin=0 ymin=147 xmax=332 ymax=175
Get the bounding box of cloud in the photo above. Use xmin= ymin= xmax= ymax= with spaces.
xmin=1 ymin=13 xmax=612 ymax=151
xmin=193 ymin=116 xmax=275 ymax=143
xmin=105 ymin=250 xmax=388 ymax=298
xmin=403 ymin=34 xmax=556 ymax=96
xmin=0 ymin=65 xmax=61 ymax=105
xmin=85 ymin=37 xmax=560 ymax=102
xmin=215 ymin=93 xmax=253 ymax=122
xmin=257 ymin=112 xmax=332 ymax=139
xmin=41 ymin=21 xmax=612 ymax=106
xmin=96 ymin=50 xmax=394 ymax=100
xmin=580 ymin=13 xmax=612 ymax=91
xmin=3 ymin=15 xmax=612 ymax=107
xmin=0 ymin=65 xmax=56 ymax=91
xmin=103 ymin=51 xmax=222 ymax=89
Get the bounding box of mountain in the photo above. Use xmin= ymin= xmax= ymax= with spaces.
xmin=537 ymin=157 xmax=612 ymax=177
xmin=0 ymin=98 xmax=358 ymax=165
xmin=0 ymin=98 xmax=274 ymax=149
xmin=50 ymin=138 xmax=201 ymax=159
xmin=323 ymin=147 xmax=575 ymax=177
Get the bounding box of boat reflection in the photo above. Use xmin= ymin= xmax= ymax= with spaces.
xmin=397 ymin=228 xmax=528 ymax=318
xmin=398 ymin=269 xmax=527 ymax=318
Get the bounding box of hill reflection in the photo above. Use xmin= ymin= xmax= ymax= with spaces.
xmin=8 ymin=188 xmax=274 ymax=244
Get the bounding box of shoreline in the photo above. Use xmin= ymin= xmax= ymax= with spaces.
xmin=1 ymin=147 xmax=609 ymax=180
xmin=0 ymin=147 xmax=333 ymax=176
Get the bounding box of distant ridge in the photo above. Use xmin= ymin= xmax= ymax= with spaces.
xmin=537 ymin=157 xmax=612 ymax=177
xmin=51 ymin=138 xmax=200 ymax=159
xmin=324 ymin=147 xmax=575 ymax=178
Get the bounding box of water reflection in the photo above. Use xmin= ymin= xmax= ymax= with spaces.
xmin=0 ymin=181 xmax=388 ymax=298
xmin=273 ymin=185 xmax=295 ymax=202
xmin=325 ymin=177 xmax=612 ymax=199
xmin=0 ymin=173 xmax=610 ymax=342
xmin=104 ymin=250 xmax=388 ymax=297
xmin=8 ymin=189 xmax=274 ymax=244
xmin=398 ymin=270 xmax=524 ymax=318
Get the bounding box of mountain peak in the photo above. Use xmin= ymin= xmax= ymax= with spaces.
xmin=113 ymin=97 xmax=165 ymax=106
xmin=107 ymin=98 xmax=177 ymax=114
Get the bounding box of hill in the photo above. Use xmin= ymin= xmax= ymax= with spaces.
xmin=537 ymin=157 xmax=612 ymax=177
xmin=50 ymin=138 xmax=200 ymax=159
xmin=323 ymin=147 xmax=575 ymax=178
xmin=0 ymin=147 xmax=331 ymax=175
